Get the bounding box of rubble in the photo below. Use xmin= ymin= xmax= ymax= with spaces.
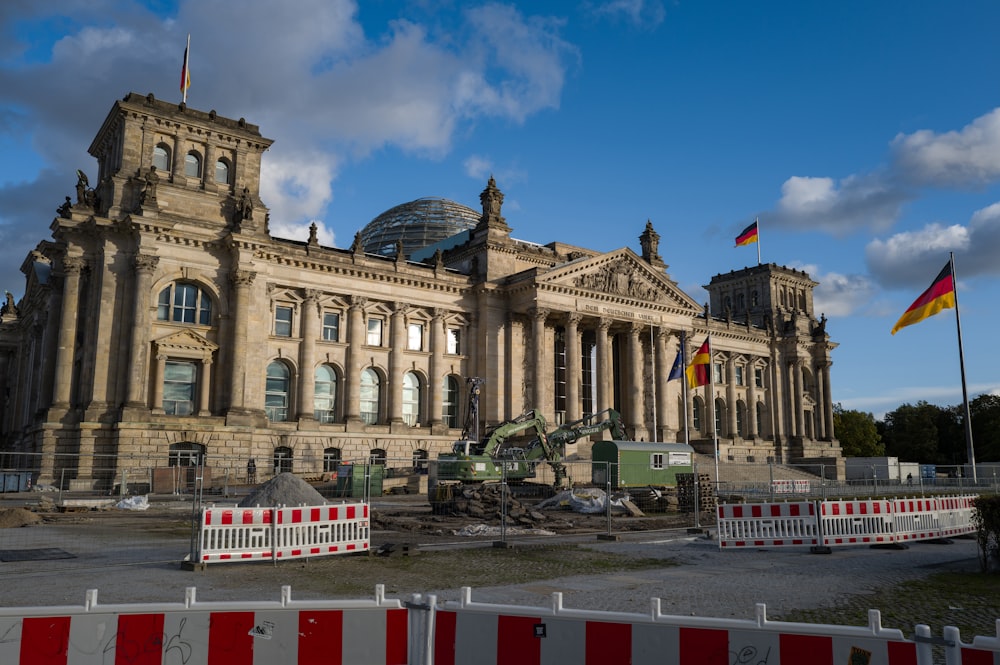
xmin=238 ymin=472 xmax=327 ymax=507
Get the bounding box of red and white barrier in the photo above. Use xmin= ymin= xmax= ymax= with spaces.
xmin=197 ymin=502 xmax=369 ymax=564
xmin=0 ymin=586 xmax=407 ymax=665
xmin=891 ymin=498 xmax=942 ymax=543
xmin=820 ymin=499 xmax=895 ymax=547
xmin=771 ymin=479 xmax=811 ymax=494
xmin=717 ymin=502 xmax=818 ymax=548
xmin=942 ymin=621 xmax=1000 ymax=665
xmin=433 ymin=588 xmax=923 ymax=665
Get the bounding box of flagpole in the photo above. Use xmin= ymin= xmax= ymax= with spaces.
xmin=182 ymin=34 xmax=190 ymax=104
xmin=951 ymin=252 xmax=977 ymax=482
xmin=708 ymin=331 xmax=719 ymax=486
xmin=650 ymin=325 xmax=657 ymax=440
xmin=755 ymin=216 xmax=761 ymax=266
xmin=680 ymin=331 xmax=689 ymax=446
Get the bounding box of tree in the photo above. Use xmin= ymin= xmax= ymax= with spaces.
xmin=970 ymin=394 xmax=1000 ymax=463
xmin=880 ymin=401 xmax=942 ymax=463
xmin=832 ymin=404 xmax=884 ymax=457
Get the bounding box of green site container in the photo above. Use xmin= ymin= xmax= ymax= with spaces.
xmin=591 ymin=441 xmax=695 ymax=488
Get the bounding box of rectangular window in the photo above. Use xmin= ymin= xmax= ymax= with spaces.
xmin=367 ymin=317 xmax=383 ymax=346
xmin=650 ymin=453 xmax=664 ymax=470
xmin=755 ymin=368 xmax=764 ymax=388
xmin=735 ymin=366 xmax=744 ymax=386
xmin=275 ymin=305 xmax=293 ymax=337
xmin=163 ymin=360 xmax=197 ymax=415
xmin=713 ymin=362 xmax=724 ymax=384
xmin=408 ymin=323 xmax=423 ymax=351
xmin=322 ymin=312 xmax=340 ymax=341
xmin=446 ymin=328 xmax=461 ymax=354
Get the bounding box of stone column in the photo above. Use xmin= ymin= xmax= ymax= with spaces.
xmin=52 ymin=256 xmax=86 ymax=408
xmin=793 ymin=360 xmax=804 ymax=438
xmin=171 ymin=135 xmax=185 ymax=183
xmin=531 ymin=308 xmax=548 ymax=416
xmin=429 ymin=309 xmax=446 ymax=428
xmin=654 ymin=329 xmax=669 ymax=440
xmin=595 ymin=318 xmax=612 ymax=414
xmin=227 ymin=269 xmax=256 ymax=413
xmin=345 ymin=296 xmax=366 ymax=424
xmin=297 ymin=290 xmax=321 ymax=420
xmin=197 ymin=359 xmax=213 ymax=416
xmin=747 ymin=362 xmax=758 ymax=439
xmin=822 ymin=362 xmax=835 ymax=440
xmin=627 ymin=323 xmax=645 ymax=439
xmin=126 ymin=254 xmax=158 ymax=407
xmin=769 ymin=351 xmax=784 ymax=444
xmin=565 ymin=314 xmax=581 ymax=423
xmin=389 ymin=302 xmax=408 ymax=424
xmin=726 ymin=354 xmax=738 ymax=438
xmin=152 ymin=353 xmax=167 ymax=411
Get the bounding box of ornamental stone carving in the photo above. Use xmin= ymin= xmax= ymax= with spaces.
xmin=573 ymin=258 xmax=659 ymax=300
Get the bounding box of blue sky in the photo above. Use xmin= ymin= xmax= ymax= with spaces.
xmin=2 ymin=1 xmax=1000 ymax=420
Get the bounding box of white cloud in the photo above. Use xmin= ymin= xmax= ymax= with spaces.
xmin=259 ymin=152 xmax=338 ymax=227
xmin=586 ymin=0 xmax=667 ymax=29
xmin=464 ymin=155 xmax=494 ymax=180
xmin=891 ymin=108 xmax=1000 ymax=187
xmin=770 ymin=172 xmax=909 ymax=234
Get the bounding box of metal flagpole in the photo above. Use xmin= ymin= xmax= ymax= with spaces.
xmin=951 ymin=252 xmax=977 ymax=482
xmin=708 ymin=332 xmax=719 ymax=485
xmin=755 ymin=216 xmax=761 ymax=265
xmin=680 ymin=331 xmax=690 ymax=446
xmin=650 ymin=326 xmax=657 ymax=440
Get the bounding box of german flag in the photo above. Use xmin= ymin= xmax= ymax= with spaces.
xmin=735 ymin=219 xmax=758 ymax=247
xmin=890 ymin=262 xmax=955 ymax=335
xmin=686 ymin=338 xmax=711 ymax=389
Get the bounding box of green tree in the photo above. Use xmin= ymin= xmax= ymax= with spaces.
xmin=880 ymin=401 xmax=942 ymax=463
xmin=833 ymin=404 xmax=884 ymax=457
xmin=970 ymin=394 xmax=1000 ymax=463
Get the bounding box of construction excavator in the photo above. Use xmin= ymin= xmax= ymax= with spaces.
xmin=428 ymin=377 xmax=627 ymax=502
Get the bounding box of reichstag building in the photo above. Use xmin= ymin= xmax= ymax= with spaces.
xmin=0 ymin=93 xmax=842 ymax=489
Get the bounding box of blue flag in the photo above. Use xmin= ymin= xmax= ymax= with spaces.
xmin=667 ymin=348 xmax=684 ymax=381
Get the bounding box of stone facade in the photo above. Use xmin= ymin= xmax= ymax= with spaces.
xmin=0 ymin=93 xmax=842 ymax=488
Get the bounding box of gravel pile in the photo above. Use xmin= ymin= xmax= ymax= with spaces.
xmin=237 ymin=472 xmax=327 ymax=507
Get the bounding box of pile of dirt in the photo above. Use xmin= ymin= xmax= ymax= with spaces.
xmin=238 ymin=472 xmax=327 ymax=507
xmin=433 ymin=484 xmax=549 ymax=527
xmin=0 ymin=507 xmax=42 ymax=528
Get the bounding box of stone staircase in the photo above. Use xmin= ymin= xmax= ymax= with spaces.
xmin=690 ymin=453 xmax=821 ymax=486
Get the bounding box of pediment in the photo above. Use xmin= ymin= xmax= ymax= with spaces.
xmin=154 ymin=328 xmax=218 ymax=357
xmin=538 ymin=248 xmax=700 ymax=310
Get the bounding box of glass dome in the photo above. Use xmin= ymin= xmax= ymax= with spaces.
xmin=359 ymin=197 xmax=480 ymax=259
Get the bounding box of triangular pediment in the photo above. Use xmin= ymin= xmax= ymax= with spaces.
xmin=154 ymin=328 xmax=219 ymax=357
xmin=538 ymin=248 xmax=701 ymax=310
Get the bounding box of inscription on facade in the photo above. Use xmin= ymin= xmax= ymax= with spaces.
xmin=576 ymin=300 xmax=662 ymax=324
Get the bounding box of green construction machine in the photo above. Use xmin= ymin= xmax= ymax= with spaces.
xmin=428 ymin=377 xmax=627 ymax=503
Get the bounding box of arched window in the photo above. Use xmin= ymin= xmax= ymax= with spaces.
xmin=442 ymin=376 xmax=459 ymax=428
xmin=265 ymin=361 xmax=291 ymax=422
xmin=751 ymin=290 xmax=759 ymax=307
xmin=157 ymin=283 xmax=212 ymax=325
xmin=402 ymin=371 xmax=421 ymax=426
xmin=314 ymin=365 xmax=337 ymax=423
xmin=323 ymin=447 xmax=341 ymax=473
xmin=184 ymin=152 xmax=202 ymax=178
xmin=412 ymin=449 xmax=429 ymax=472
xmin=168 ymin=442 xmax=205 ymax=467
xmin=153 ymin=144 xmax=170 ymax=172
xmin=214 ymin=159 xmax=230 ymax=185
xmin=360 ymin=368 xmax=380 ymax=425
xmin=369 ymin=448 xmax=387 ymax=465
xmin=273 ymin=446 xmax=293 ymax=474
xmin=163 ymin=360 xmax=197 ymax=415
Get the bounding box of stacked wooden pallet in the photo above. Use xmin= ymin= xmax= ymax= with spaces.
xmin=676 ymin=473 xmax=716 ymax=512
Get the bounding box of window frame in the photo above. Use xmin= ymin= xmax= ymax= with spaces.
xmin=163 ymin=359 xmax=197 ymax=415
xmin=407 ymin=322 xmax=423 ymax=351
xmin=446 ymin=327 xmax=461 ymax=355
xmin=265 ymin=361 xmax=291 ymax=422
xmin=274 ymin=305 xmax=293 ymax=337
xmin=366 ymin=317 xmax=384 ymax=346
xmin=314 ymin=365 xmax=337 ymax=423
xmin=322 ymin=311 xmax=340 ymax=342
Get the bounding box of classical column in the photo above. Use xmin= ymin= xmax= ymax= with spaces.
xmin=564 ymin=314 xmax=581 ymax=423
xmin=726 ymin=354 xmax=738 ymax=438
xmin=596 ymin=318 xmax=612 ymax=414
xmin=197 ymin=359 xmax=213 ymax=416
xmin=389 ymin=302 xmax=409 ymax=424
xmin=171 ymin=135 xmax=185 ymax=182
xmin=297 ymin=290 xmax=321 ymax=420
xmin=52 ymin=256 xmax=86 ymax=408
xmin=627 ymin=323 xmax=645 ymax=438
xmin=531 ymin=308 xmax=548 ymax=416
xmin=747 ymin=362 xmax=758 ymax=439
xmin=769 ymin=351 xmax=785 ymax=444
xmin=126 ymin=254 xmax=158 ymax=407
xmin=152 ymin=353 xmax=167 ymax=411
xmin=822 ymin=362 xmax=835 ymax=440
xmin=793 ymin=360 xmax=805 ymax=438
xmin=227 ymin=269 xmax=256 ymax=413
xmin=345 ymin=296 xmax=366 ymax=423
xmin=654 ymin=329 xmax=669 ymax=440
xmin=429 ymin=309 xmax=446 ymax=427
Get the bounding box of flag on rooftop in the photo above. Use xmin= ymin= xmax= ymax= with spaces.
xmin=180 ymin=34 xmax=191 ymax=102
xmin=735 ymin=219 xmax=759 ymax=247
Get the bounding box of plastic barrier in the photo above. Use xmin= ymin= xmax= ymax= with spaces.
xmin=936 ymin=495 xmax=978 ymax=539
xmin=197 ymin=502 xmax=369 ymax=564
xmin=942 ymin=622 xmax=1000 ymax=664
xmin=717 ymin=502 xmax=818 ymax=548
xmin=432 ymin=587 xmax=924 ymax=665
xmin=0 ymin=585 xmax=407 ymax=665
xmin=891 ymin=498 xmax=942 ymax=543
xmin=820 ymin=499 xmax=896 ymax=547
xmin=771 ymin=479 xmax=811 ymax=494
